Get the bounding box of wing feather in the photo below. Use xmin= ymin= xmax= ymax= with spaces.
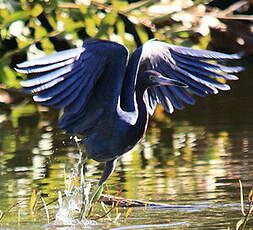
xmin=170 ymin=45 xmax=242 ymax=60
xmin=174 ymin=56 xmax=238 ymax=81
xmin=32 ymin=67 xmax=86 ymax=102
xmin=137 ymin=39 xmax=242 ymax=114
xmin=16 ymin=39 xmax=128 ymax=134
xmin=15 ymin=58 xmax=76 ymax=74
xmin=169 ymin=86 xmax=195 ymax=105
xmin=16 ymin=47 xmax=85 ymax=68
xmin=172 ymin=52 xmax=242 ymax=76
xmin=20 ymin=63 xmax=80 ymax=88
xmin=143 ymin=88 xmax=157 ymax=115
xmin=155 ymin=87 xmax=174 ymax=113
xmin=158 ymin=62 xmax=218 ymax=96
xmin=160 ymin=86 xmax=184 ymax=110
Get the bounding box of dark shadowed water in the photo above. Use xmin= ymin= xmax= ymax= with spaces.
xmin=0 ymin=57 xmax=253 ymax=229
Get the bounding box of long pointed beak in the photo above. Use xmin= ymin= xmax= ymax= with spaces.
xmin=155 ymin=75 xmax=187 ymax=87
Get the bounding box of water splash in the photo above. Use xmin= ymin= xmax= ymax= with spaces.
xmin=54 ymin=137 xmax=96 ymax=228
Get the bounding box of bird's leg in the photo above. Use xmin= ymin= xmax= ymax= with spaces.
xmin=91 ymin=159 xmax=118 ymax=204
xmin=92 ymin=159 xmax=118 ymax=203
xmin=98 ymin=158 xmax=118 ymax=186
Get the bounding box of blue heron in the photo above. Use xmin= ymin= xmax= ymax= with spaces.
xmin=15 ymin=39 xmax=242 ymax=187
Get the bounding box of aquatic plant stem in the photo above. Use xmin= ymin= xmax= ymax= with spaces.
xmin=238 ymin=200 xmax=253 ymax=230
xmin=237 ymin=181 xmax=253 ymax=230
xmin=41 ymin=197 xmax=50 ymax=224
xmin=239 ymin=180 xmax=246 ymax=216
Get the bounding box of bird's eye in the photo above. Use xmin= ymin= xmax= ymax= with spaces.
xmin=150 ymin=75 xmax=155 ymax=80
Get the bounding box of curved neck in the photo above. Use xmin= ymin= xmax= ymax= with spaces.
xmin=120 ymin=47 xmax=142 ymax=112
xmin=131 ymin=84 xmax=149 ymax=138
xmin=135 ymin=83 xmax=149 ymax=122
xmin=117 ymin=80 xmax=148 ymax=126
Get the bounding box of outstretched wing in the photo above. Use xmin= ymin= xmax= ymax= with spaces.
xmin=15 ymin=39 xmax=129 ymax=134
xmin=137 ymin=39 xmax=243 ymax=114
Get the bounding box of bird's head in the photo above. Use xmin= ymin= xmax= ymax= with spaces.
xmin=141 ymin=70 xmax=187 ymax=88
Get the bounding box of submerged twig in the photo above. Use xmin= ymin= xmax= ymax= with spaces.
xmin=90 ymin=205 xmax=115 ymax=220
xmin=100 ymin=201 xmax=112 ymax=220
xmin=99 ymin=194 xmax=170 ymax=207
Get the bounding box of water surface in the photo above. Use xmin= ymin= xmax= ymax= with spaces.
xmin=0 ymin=58 xmax=253 ymax=229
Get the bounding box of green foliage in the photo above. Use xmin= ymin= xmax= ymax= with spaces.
xmin=0 ymin=0 xmax=208 ymax=88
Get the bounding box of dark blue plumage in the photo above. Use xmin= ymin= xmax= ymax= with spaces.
xmin=15 ymin=38 xmax=242 ymax=185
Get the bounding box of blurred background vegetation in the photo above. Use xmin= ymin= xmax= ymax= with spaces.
xmin=1 ymin=0 xmax=253 ymax=90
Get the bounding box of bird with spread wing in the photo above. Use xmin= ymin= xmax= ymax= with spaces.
xmin=15 ymin=38 xmax=243 ymax=188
